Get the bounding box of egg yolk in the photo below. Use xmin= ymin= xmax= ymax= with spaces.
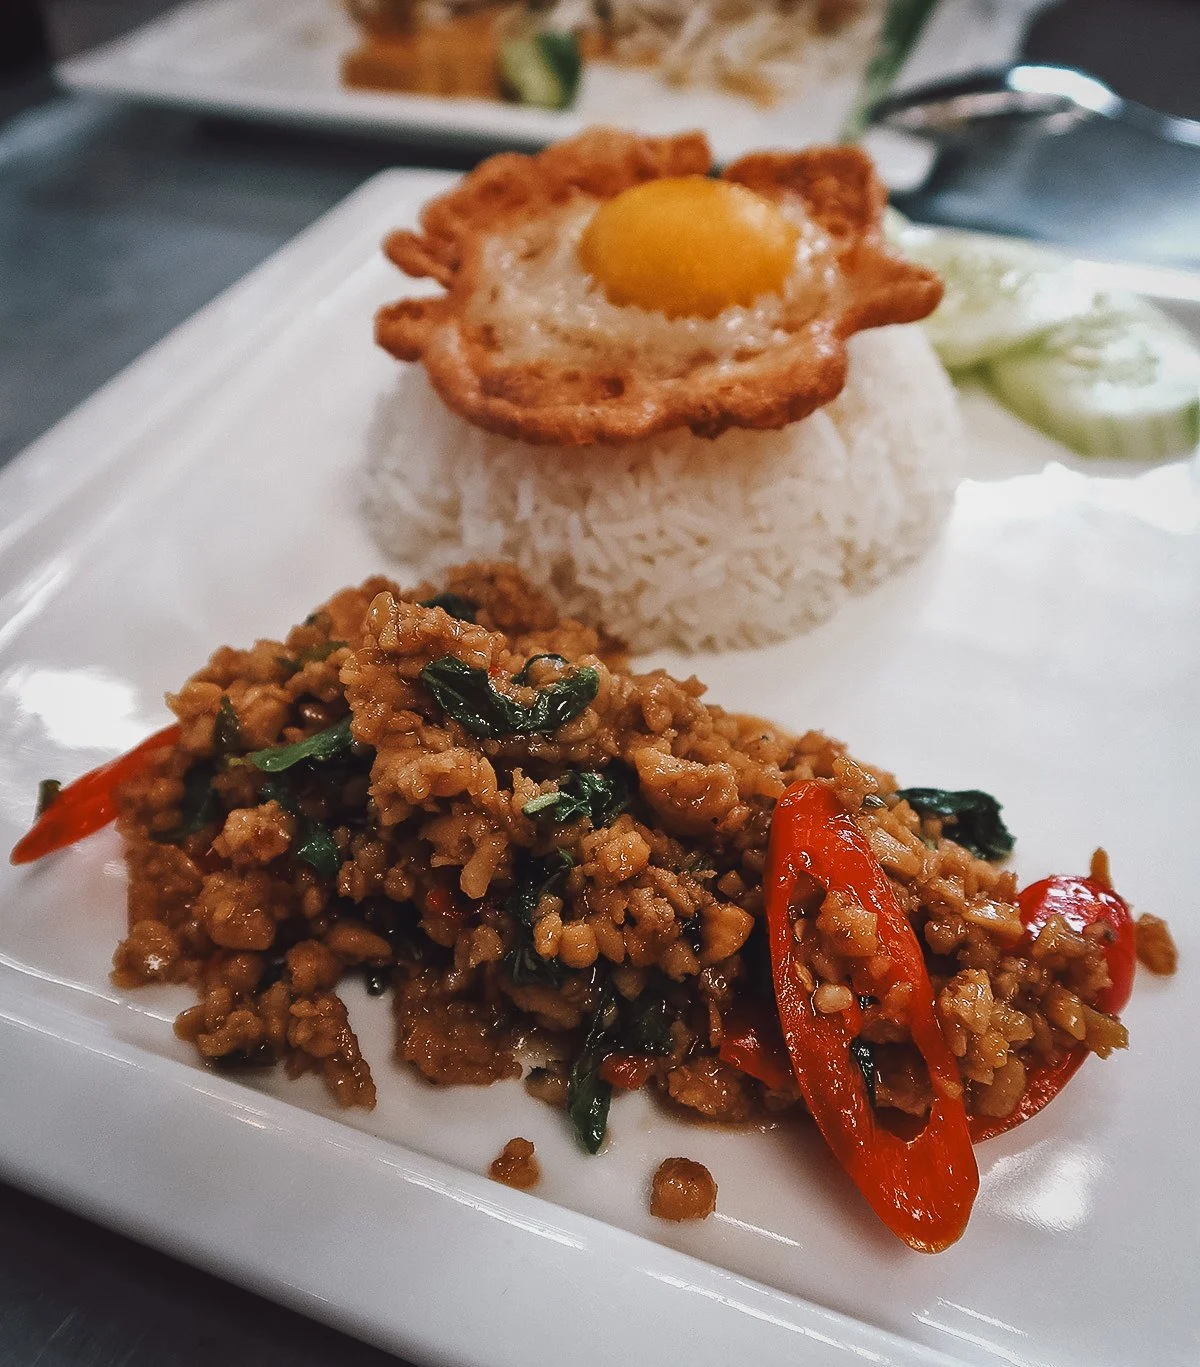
xmin=578 ymin=176 xmax=800 ymax=320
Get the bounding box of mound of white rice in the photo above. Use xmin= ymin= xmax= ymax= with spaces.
xmin=361 ymin=324 xmax=962 ymax=652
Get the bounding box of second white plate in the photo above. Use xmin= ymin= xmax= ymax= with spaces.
xmin=58 ymin=0 xmax=1050 ymax=180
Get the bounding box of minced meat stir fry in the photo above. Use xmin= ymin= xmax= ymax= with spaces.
xmin=109 ymin=562 xmax=1172 ymax=1181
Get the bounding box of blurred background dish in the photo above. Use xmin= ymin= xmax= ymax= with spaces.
xmin=53 ymin=0 xmax=1054 ymax=176
xmin=338 ymin=0 xmax=883 ymax=110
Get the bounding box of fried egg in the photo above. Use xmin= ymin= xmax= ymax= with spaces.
xmin=375 ymin=128 xmax=942 ymax=446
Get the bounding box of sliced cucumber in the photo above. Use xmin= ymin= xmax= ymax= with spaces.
xmin=887 ymin=223 xmax=1096 ymax=371
xmin=987 ymin=293 xmax=1200 ymax=459
xmin=499 ymin=31 xmax=582 ymax=110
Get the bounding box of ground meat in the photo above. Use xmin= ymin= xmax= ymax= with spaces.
xmin=524 ymin=1065 xmax=569 ymax=1108
xmin=489 ymin=1137 xmax=540 ymax=1190
xmin=110 ymin=560 xmax=1164 ymax=1138
xmin=394 ymin=967 xmax=521 ymax=1086
xmin=664 ymin=1059 xmax=756 ymax=1124
xmin=650 ymin=1158 xmax=717 ymax=1221
xmin=1136 ymin=914 xmax=1178 ymax=975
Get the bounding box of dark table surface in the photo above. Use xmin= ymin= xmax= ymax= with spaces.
xmin=1 ymin=1 xmax=1198 ymax=1362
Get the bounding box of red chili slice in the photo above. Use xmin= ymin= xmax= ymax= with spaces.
xmin=9 ymin=724 xmax=182 ymax=865
xmin=718 ymin=1000 xmax=793 ymax=1092
xmin=725 ymin=869 xmax=1142 ymax=1150
xmin=764 ymin=781 xmax=978 ymax=1253
xmin=1020 ymin=875 xmax=1136 ymax=1015
xmin=969 ymin=875 xmax=1136 ymax=1142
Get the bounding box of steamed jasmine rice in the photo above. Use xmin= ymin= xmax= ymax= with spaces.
xmin=361 ymin=324 xmax=962 ymax=652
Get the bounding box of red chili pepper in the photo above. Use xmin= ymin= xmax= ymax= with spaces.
xmin=424 ymin=884 xmax=463 ymax=919
xmin=1019 ymin=876 xmax=1135 ymax=1016
xmin=9 ymin=724 xmax=182 ymax=866
xmin=765 ymin=781 xmax=978 ymax=1253
xmin=969 ymin=875 xmax=1135 ymax=1142
xmin=727 ymin=869 xmax=1141 ymax=1149
xmin=597 ymin=1053 xmax=658 ymax=1090
xmin=718 ymin=1000 xmax=793 ymax=1092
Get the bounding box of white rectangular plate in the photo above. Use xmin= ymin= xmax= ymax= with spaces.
xmin=56 ymin=0 xmax=1048 ymax=180
xmin=1 ymin=169 xmax=1198 ymax=1367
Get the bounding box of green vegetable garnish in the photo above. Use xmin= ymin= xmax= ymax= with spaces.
xmin=153 ymin=761 xmax=219 ymax=844
xmin=499 ymin=30 xmax=582 ymax=111
xmin=842 ymin=0 xmax=941 ymax=139
xmin=418 ymin=593 xmax=478 ymax=624
xmin=895 ymin=787 xmax=1015 ymax=861
xmin=419 ymin=656 xmax=598 ymax=740
xmin=35 ymin=779 xmax=62 ymax=818
xmin=564 ymin=985 xmax=674 ymax=1152
xmin=504 ymin=848 xmax=573 ymax=986
xmin=567 ymin=979 xmax=617 ymax=1154
xmin=850 ymin=1036 xmax=877 ymax=1108
xmin=294 ymin=819 xmax=340 ymax=880
xmin=621 ymin=996 xmax=674 ymax=1057
xmin=236 ymin=716 xmax=355 ymax=773
xmin=258 ymin=774 xmax=342 ymax=880
xmin=523 ymin=767 xmax=632 ymax=830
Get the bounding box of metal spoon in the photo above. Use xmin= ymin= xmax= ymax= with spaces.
xmin=870 ymin=63 xmax=1200 ymax=147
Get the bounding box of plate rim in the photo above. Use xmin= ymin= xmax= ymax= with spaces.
xmin=0 ymin=969 xmax=970 ymax=1367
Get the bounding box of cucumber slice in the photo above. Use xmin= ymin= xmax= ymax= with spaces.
xmin=888 ymin=224 xmax=1096 ymax=371
xmin=500 ymin=31 xmax=582 ymax=110
xmin=986 ymin=293 xmax=1200 ymax=459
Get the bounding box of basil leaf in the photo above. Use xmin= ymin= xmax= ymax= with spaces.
xmin=506 ymin=938 xmax=565 ymax=988
xmin=621 ymin=996 xmax=674 ymax=1057
xmin=895 ymin=787 xmax=1015 ymax=861
xmin=508 ymin=847 xmax=574 ymax=924
xmin=850 ymin=1037 xmax=877 ymax=1109
xmin=295 ymin=818 xmax=340 ymax=880
xmin=419 ymin=656 xmax=598 ymax=740
xmin=523 ymin=767 xmax=632 ymax=830
xmin=567 ymin=980 xmax=617 ymax=1154
xmin=566 ymin=1053 xmax=611 ymax=1155
xmin=35 ymin=779 xmax=61 ymax=818
xmin=504 ymin=848 xmax=572 ymax=986
xmin=213 ymin=696 xmax=243 ymax=755
xmin=680 ymin=852 xmax=715 ymax=879
xmin=256 ymin=775 xmax=340 ymax=879
xmin=153 ymin=761 xmax=219 ymax=843
xmin=257 ymin=775 xmax=296 ymax=814
xmin=418 ymin=593 xmax=477 ymax=624
xmin=237 ymin=716 xmax=355 ymax=773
